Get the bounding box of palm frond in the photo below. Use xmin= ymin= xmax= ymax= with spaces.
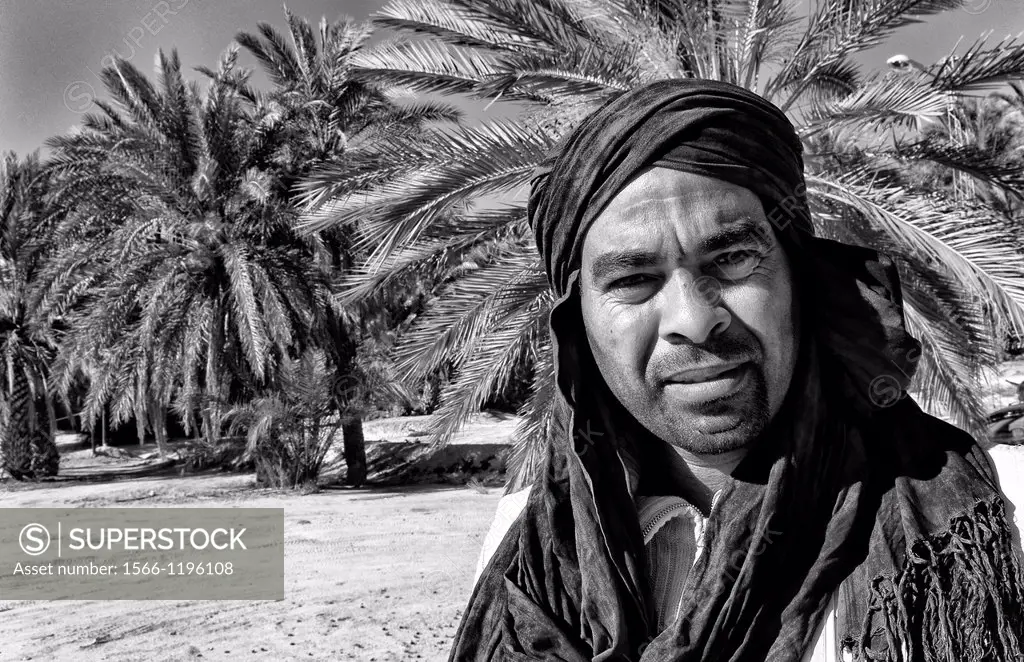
xmin=337 ymin=210 xmax=529 ymax=305
xmin=767 ymin=0 xmax=962 ymax=108
xmin=221 ymin=242 xmax=271 ymax=381
xmin=931 ymin=34 xmax=1024 ymax=93
xmin=284 ymin=7 xmax=318 ymax=85
xmin=424 ymin=298 xmax=543 ymax=445
xmin=375 ymin=0 xmax=538 ymax=51
xmin=504 ymin=337 xmax=557 ymax=492
xmin=477 ymin=42 xmax=642 ymax=101
xmin=349 ymin=39 xmax=502 ymax=96
xmin=903 ymin=295 xmax=990 ymax=435
xmin=298 ymin=121 xmax=550 ymax=264
xmin=442 ymin=0 xmax=612 ymax=52
xmin=799 ymin=73 xmax=949 ymax=135
xmin=391 ymin=249 xmax=545 ymax=381
xmin=884 ymin=139 xmax=1024 ymax=203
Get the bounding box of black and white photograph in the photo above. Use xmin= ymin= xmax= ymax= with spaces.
xmin=1 ymin=0 xmax=1024 ymax=660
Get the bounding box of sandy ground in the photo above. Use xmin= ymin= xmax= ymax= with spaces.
xmin=981 ymin=359 xmax=1024 ymax=411
xmin=0 ymin=413 xmax=519 ymax=662
xmin=1 ymin=363 xmax=1021 ymax=662
xmin=0 ymin=474 xmax=502 ymax=662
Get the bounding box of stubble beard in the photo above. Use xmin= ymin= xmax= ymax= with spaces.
xmin=632 ymin=368 xmax=771 ymax=456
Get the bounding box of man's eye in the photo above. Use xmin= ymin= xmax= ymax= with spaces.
xmin=610 ymin=274 xmax=656 ymax=289
xmin=711 ymin=250 xmax=761 ymax=280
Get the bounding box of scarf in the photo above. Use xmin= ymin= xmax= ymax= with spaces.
xmin=450 ymin=79 xmax=1024 ymax=661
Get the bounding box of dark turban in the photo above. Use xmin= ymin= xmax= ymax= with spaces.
xmin=529 ymin=78 xmax=812 ymax=297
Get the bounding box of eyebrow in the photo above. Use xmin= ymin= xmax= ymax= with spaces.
xmin=588 ymin=218 xmax=773 ymax=282
xmin=590 ymin=249 xmax=662 ymax=282
xmin=697 ymin=218 xmax=773 ymax=254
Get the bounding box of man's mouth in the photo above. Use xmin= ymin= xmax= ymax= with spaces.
xmin=662 ymin=362 xmax=751 ymax=402
xmin=665 ymin=362 xmax=747 ymax=384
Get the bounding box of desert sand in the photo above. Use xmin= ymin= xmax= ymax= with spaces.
xmin=1 ymin=473 xmax=502 ymax=662
xmin=0 ymin=414 xmax=520 ymax=662
xmin=2 ymin=362 xmax=1022 ymax=662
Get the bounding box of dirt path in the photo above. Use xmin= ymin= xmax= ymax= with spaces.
xmin=0 ymin=475 xmax=502 ymax=662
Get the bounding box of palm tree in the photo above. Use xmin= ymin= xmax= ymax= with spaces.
xmin=887 ymin=58 xmax=1024 ymax=215
xmin=0 ymin=152 xmax=61 ymax=479
xmin=235 ymin=8 xmax=460 ymax=185
xmin=958 ymin=82 xmax=1024 ymax=229
xmin=40 ymin=46 xmax=339 ymax=459
xmin=298 ymin=0 xmax=1024 ymax=488
xmin=892 ymin=80 xmax=1024 ymax=355
xmin=236 ymin=8 xmax=460 ymax=485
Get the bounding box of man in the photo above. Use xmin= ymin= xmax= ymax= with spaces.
xmin=451 ymin=79 xmax=1024 ymax=661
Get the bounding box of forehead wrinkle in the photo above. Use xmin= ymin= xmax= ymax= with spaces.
xmin=595 ymin=199 xmax=764 ymax=246
xmin=616 ymin=193 xmax=682 ymax=215
xmin=608 ymin=189 xmax=755 ymax=222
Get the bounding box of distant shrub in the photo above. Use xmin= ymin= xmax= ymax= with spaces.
xmin=225 ymin=349 xmax=341 ymax=488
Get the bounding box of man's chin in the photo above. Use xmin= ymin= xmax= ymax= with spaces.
xmin=672 ymin=417 xmax=758 ymax=455
xmin=656 ymin=378 xmax=770 ymax=453
xmin=654 ymin=405 xmax=768 ymax=456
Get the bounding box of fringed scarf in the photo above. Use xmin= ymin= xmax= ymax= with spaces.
xmin=449 ymin=79 xmax=1024 ymax=661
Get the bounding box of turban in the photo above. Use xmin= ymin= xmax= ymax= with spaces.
xmin=529 ymin=78 xmax=813 ymax=297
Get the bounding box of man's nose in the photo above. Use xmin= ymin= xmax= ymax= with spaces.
xmin=658 ymin=270 xmax=731 ymax=344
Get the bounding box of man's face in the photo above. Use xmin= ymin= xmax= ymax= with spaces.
xmin=579 ymin=168 xmax=798 ymax=457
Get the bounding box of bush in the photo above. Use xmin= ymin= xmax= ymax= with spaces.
xmin=180 ymin=436 xmax=249 ymax=473
xmin=249 ymin=421 xmax=340 ymax=487
xmin=225 ymin=349 xmax=342 ymax=488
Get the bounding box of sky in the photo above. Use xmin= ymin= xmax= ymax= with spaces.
xmin=1 ymin=0 xmax=1023 ymax=158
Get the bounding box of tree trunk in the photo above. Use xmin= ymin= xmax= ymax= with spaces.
xmin=342 ymin=418 xmax=366 ymax=487
xmin=202 ymin=407 xmax=216 ymax=447
xmin=154 ymin=408 xmax=168 ymax=457
xmin=3 ymin=368 xmax=59 ymax=479
xmin=135 ymin=402 xmax=147 ymax=448
xmin=101 ymin=406 xmax=108 ymax=448
xmin=2 ymin=366 xmax=33 ymax=479
xmin=204 ymin=307 xmax=224 ymax=448
xmin=29 ymin=398 xmax=58 ymax=478
xmin=43 ymin=380 xmax=57 ymax=442
xmin=150 ymin=396 xmax=169 ymax=458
